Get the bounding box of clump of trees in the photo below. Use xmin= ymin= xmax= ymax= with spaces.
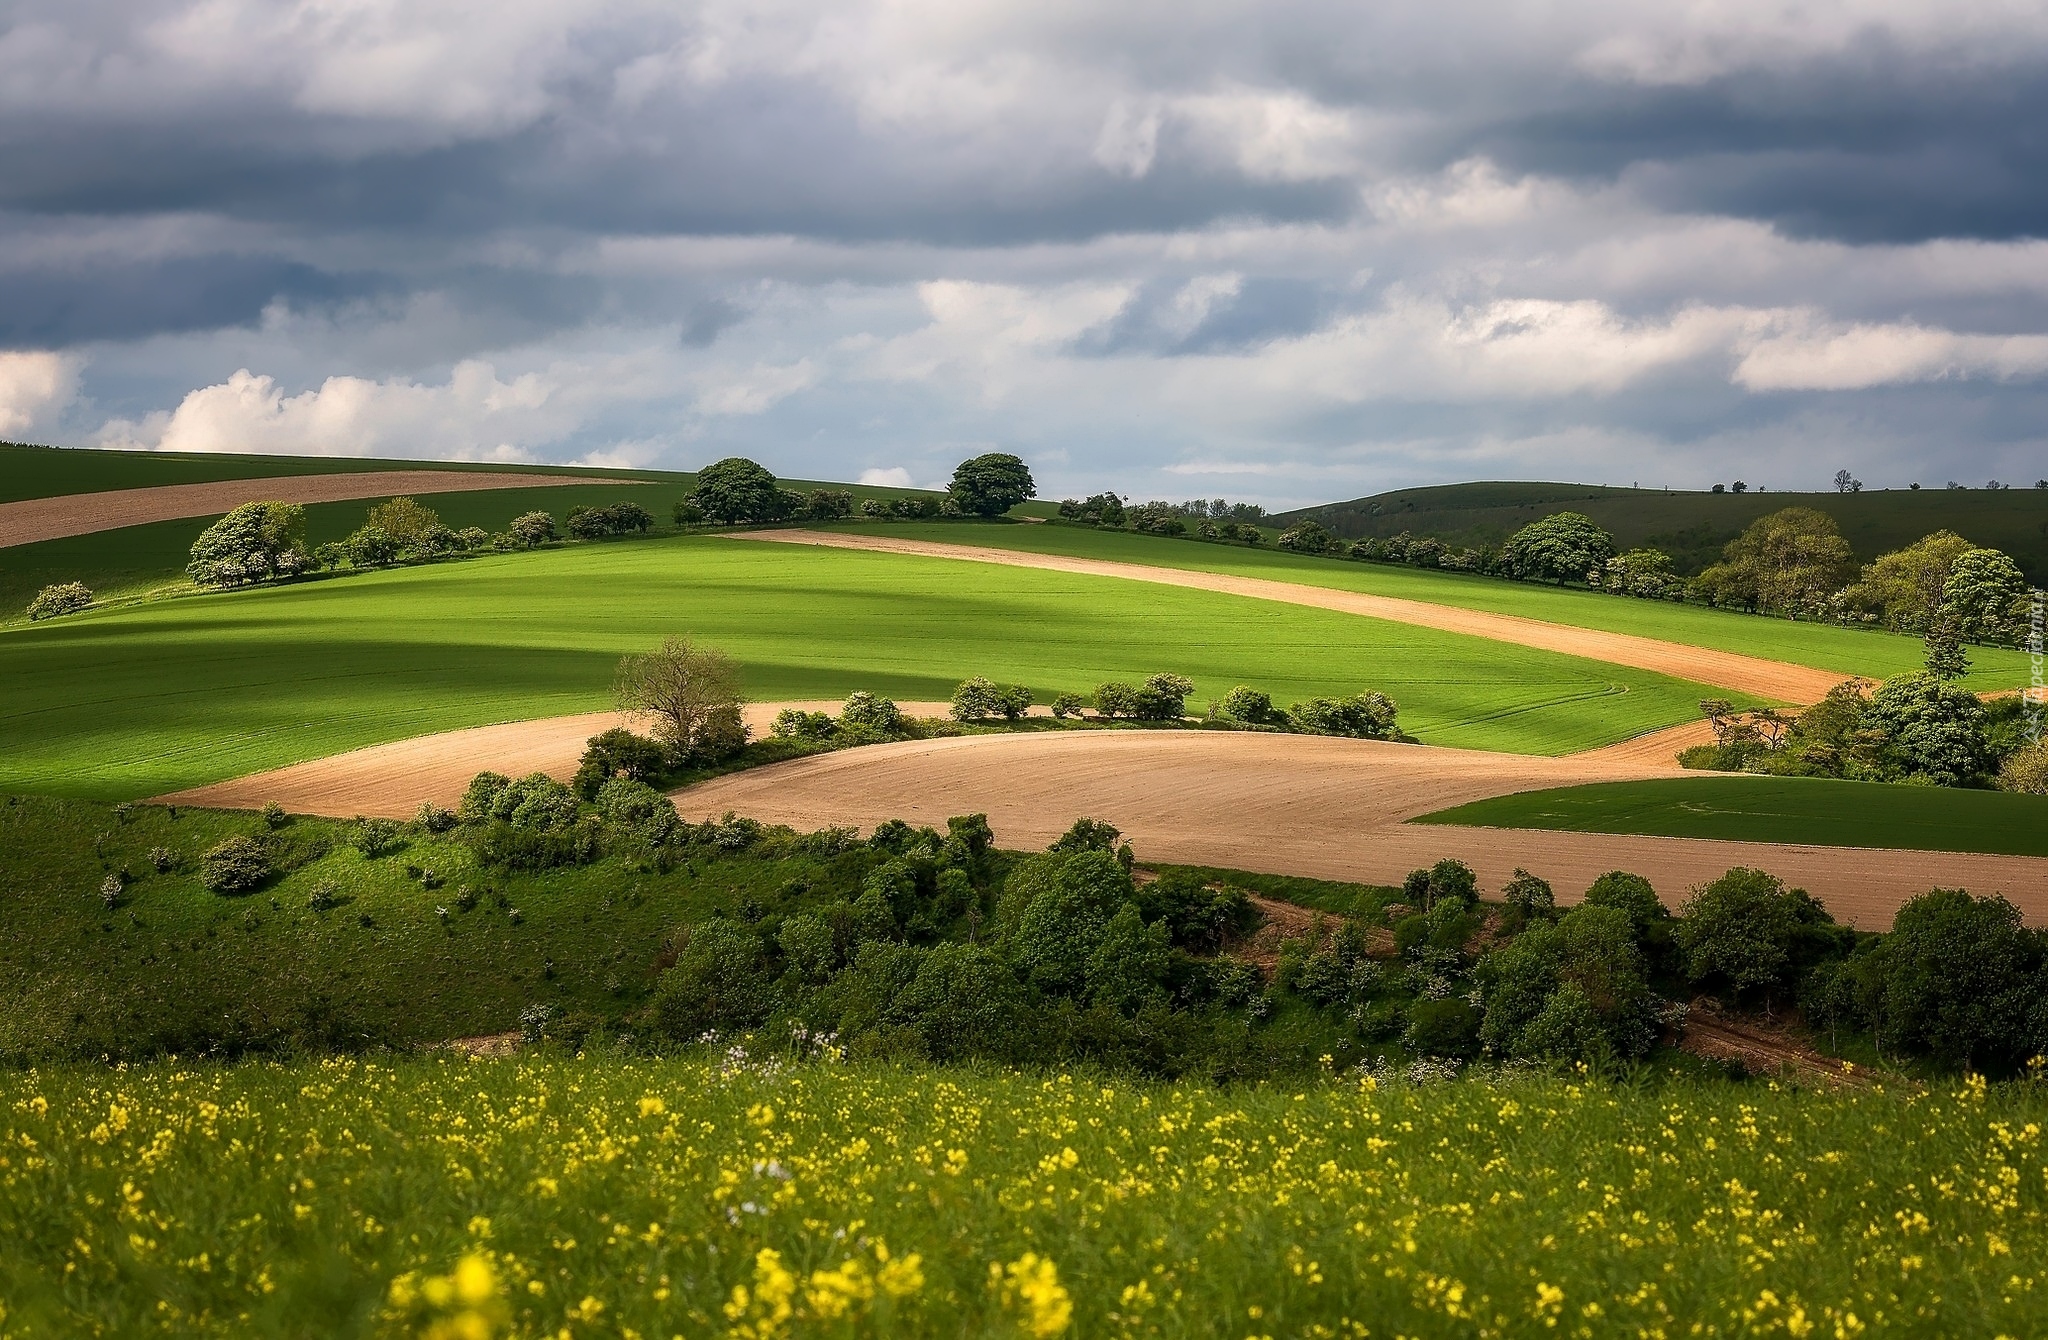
xmin=951 ymin=677 xmax=1036 ymax=722
xmin=26 ymin=581 xmax=92 ymax=620
xmin=1093 ymin=674 xmax=1194 ymax=721
xmin=187 ymin=502 xmax=311 ymax=587
xmin=1056 ymin=493 xmax=1269 ymax=542
xmin=566 ymin=501 xmax=655 ymax=539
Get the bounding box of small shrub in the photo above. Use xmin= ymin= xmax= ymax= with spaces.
xmin=199 ymin=836 xmax=270 ymax=894
xmin=771 ymin=709 xmax=837 ymax=740
xmin=508 ymin=511 xmax=557 ymax=549
xmin=350 ymin=817 xmax=404 ymax=858
xmin=838 ymin=691 xmax=904 ymax=735
xmin=952 ymin=676 xmax=1032 ymax=722
xmin=458 ymin=772 xmax=512 ymax=824
xmin=1050 ymin=692 xmax=1089 ymax=720
xmin=1092 ymin=681 xmax=1141 ymax=719
xmin=571 ymin=728 xmax=670 ymax=799
xmin=415 ymin=802 xmax=457 ymax=833
xmin=1134 ymin=673 xmax=1194 ymax=720
xmin=1290 ymin=692 xmax=1400 ymax=739
xmin=26 ymin=582 xmax=93 ymax=620
xmin=1405 ymin=998 xmax=1481 ymax=1058
xmin=147 ymin=846 xmax=176 ymax=873
xmin=308 ymin=882 xmax=340 ymax=911
xmin=99 ymin=872 xmax=123 ymax=909
xmin=596 ymin=777 xmax=679 ymax=839
xmin=1501 ymin=868 xmax=1555 ymax=917
xmin=1216 ymin=685 xmax=1273 ymax=723
xmin=261 ymin=801 xmax=287 ymax=829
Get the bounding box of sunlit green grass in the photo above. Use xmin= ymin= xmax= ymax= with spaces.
xmin=1415 ymin=774 xmax=2048 ymax=856
xmin=877 ymin=522 xmax=2034 ymax=695
xmin=4 ymin=1055 xmax=2043 ymax=1337
xmin=0 ymin=535 xmax=1729 ymax=798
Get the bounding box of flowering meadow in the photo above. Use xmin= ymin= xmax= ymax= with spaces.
xmin=3 ymin=1055 xmax=2046 ymax=1337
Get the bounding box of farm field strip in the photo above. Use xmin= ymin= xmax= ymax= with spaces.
xmin=732 ymin=529 xmax=1850 ymax=702
xmin=841 ymin=521 xmax=2035 ymax=693
xmin=0 ymin=537 xmax=1727 ymax=798
xmin=0 ymin=470 xmax=649 ymax=548
xmin=674 ymin=728 xmax=2048 ymax=928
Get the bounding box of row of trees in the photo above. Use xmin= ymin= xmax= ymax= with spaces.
xmin=1057 ymin=492 xmax=1269 ymax=540
xmin=1274 ymin=506 xmax=2040 ymax=646
xmin=682 ymin=453 xmax=1036 ymax=524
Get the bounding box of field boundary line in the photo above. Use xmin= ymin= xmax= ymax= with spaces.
xmin=727 ymin=529 xmax=1845 ymax=704
xmin=1 ymin=470 xmax=652 ymax=548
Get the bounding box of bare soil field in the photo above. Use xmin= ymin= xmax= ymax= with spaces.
xmin=152 ymin=703 xmax=954 ymax=816
xmin=675 ymin=729 xmax=2048 ymax=929
xmin=730 ymin=529 xmax=1846 ymax=704
xmin=1 ymin=470 xmax=647 ymax=548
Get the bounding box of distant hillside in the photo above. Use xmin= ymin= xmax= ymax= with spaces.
xmin=1279 ymin=481 xmax=2048 ymax=581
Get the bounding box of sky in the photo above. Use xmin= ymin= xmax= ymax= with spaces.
xmin=1 ymin=1 xmax=2046 ymax=507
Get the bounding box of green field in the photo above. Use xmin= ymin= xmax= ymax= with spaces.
xmin=5 ymin=1055 xmax=2043 ymax=1337
xmin=1279 ymin=478 xmax=2048 ymax=580
xmin=0 ymin=533 xmax=1734 ymax=798
xmin=1416 ymin=775 xmax=2048 ymax=856
xmin=877 ymin=520 xmax=2034 ymax=695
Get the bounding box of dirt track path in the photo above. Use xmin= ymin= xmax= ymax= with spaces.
xmin=1 ymin=470 xmax=649 ymax=548
xmin=676 ymin=729 xmax=2048 ymax=929
xmin=730 ymin=529 xmax=1846 ymax=704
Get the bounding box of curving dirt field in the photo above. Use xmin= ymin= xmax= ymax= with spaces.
xmin=1 ymin=470 xmax=649 ymax=548
xmin=728 ymin=529 xmax=1847 ymax=704
xmin=676 ymin=729 xmax=2048 ymax=929
xmin=152 ymin=702 xmax=959 ymax=817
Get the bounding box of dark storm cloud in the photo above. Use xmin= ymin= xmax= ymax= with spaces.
xmin=0 ymin=256 xmax=373 ymax=344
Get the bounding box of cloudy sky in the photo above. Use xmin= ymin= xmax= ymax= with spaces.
xmin=2 ymin=0 xmax=2046 ymax=505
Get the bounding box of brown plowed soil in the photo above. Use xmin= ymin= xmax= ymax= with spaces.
xmin=153 ymin=702 xmax=957 ymax=817
xmin=729 ymin=529 xmax=1847 ymax=704
xmin=674 ymin=729 xmax=2048 ymax=929
xmin=2 ymin=470 xmax=648 ymax=548
xmin=1677 ymin=1000 xmax=1872 ymax=1087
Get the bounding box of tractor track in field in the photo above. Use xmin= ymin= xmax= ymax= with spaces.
xmin=725 ymin=529 xmax=1850 ymax=705
xmin=1 ymin=470 xmax=651 ymax=548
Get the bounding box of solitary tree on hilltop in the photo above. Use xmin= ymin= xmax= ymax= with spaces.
xmin=947 ymin=453 xmax=1036 ymax=517
xmin=689 ymin=457 xmax=791 ymax=523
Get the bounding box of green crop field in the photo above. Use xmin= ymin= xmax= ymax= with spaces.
xmin=0 ymin=533 xmax=1733 ymax=799
xmin=869 ymin=521 xmax=2035 ymax=695
xmin=1415 ymin=774 xmax=2048 ymax=856
xmin=1279 ymin=478 xmax=2048 ymax=580
xmin=5 ymin=1055 xmax=2044 ymax=1337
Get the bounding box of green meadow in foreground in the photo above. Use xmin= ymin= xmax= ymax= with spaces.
xmin=4 ymin=1055 xmax=2043 ymax=1337
xmin=0 ymin=536 xmax=1728 ymax=798
xmin=877 ymin=521 xmax=2035 ymax=695
xmin=1417 ymin=775 xmax=2048 ymax=856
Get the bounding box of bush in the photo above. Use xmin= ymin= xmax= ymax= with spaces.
xmin=571 ymin=727 xmax=672 ymax=799
xmin=186 ymin=502 xmax=310 ymax=587
xmin=1478 ymin=906 xmax=1658 ymax=1068
xmin=1583 ymin=871 xmax=1665 ymax=932
xmin=491 ymin=774 xmax=582 ymax=831
xmin=1276 ymin=521 xmax=1332 ymax=554
xmin=566 ymin=501 xmax=656 ymax=540
xmin=1501 ymin=868 xmax=1554 ymax=917
xmin=951 ymin=677 xmax=1031 ymax=722
xmin=1050 ymin=693 xmax=1089 ymax=720
xmin=2000 ymin=741 xmax=2048 ymax=794
xmin=1675 ymin=867 xmax=1832 ymax=1001
xmin=594 ymin=777 xmax=678 ymax=839
xmin=414 ymin=803 xmax=457 ymax=834
xmin=1289 ymin=692 xmax=1400 ymax=739
xmin=1092 ymin=681 xmax=1141 ymax=719
xmin=838 ymin=692 xmax=903 ymax=735
xmin=458 ymin=772 xmax=512 ymax=824
xmin=147 ymin=846 xmax=176 ymax=873
xmin=946 ymin=453 xmax=1036 ymax=517
xmin=1134 ymin=673 xmax=1194 ymax=721
xmin=1403 ymin=859 xmax=1476 ymax=912
xmin=688 ymin=458 xmax=791 ymax=524
xmin=1503 ymin=512 xmax=1616 ymax=584
xmin=350 ymin=817 xmax=403 ymax=857
xmin=1004 ymin=850 xmax=1134 ymax=997
xmin=507 ymin=512 xmax=557 ymax=549
xmin=1861 ymin=671 xmax=1989 ymax=785
xmin=1135 ymin=872 xmax=1258 ymax=953
xmin=199 ymin=836 xmax=270 ymax=893
xmin=261 ymin=801 xmax=288 ymax=830
xmin=1215 ymin=685 xmax=1274 ymax=724
xmin=1405 ymin=999 xmax=1480 ymax=1058
xmin=772 ymin=709 xmax=837 ymax=740
xmin=673 ymin=501 xmax=705 ymax=526
xmin=343 ymin=525 xmax=400 ymax=567
xmin=26 ymin=582 xmax=92 ymax=620
xmin=651 ymin=922 xmax=773 ymax=1036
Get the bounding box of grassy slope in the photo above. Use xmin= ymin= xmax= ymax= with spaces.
xmin=1276 ymin=479 xmax=2048 ymax=580
xmin=0 ymin=534 xmax=1730 ymax=799
xmin=6 ymin=1057 xmax=2045 ymax=1337
xmin=871 ymin=521 xmax=2033 ymax=694
xmin=1415 ymin=774 xmax=2048 ymax=857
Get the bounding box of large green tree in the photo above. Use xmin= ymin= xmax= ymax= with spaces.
xmin=1502 ymin=512 xmax=1615 ymax=584
xmin=185 ymin=501 xmax=310 ymax=587
xmin=947 ymin=452 xmax=1036 ymax=517
xmin=1938 ymin=547 xmax=2032 ymax=644
xmin=689 ymin=457 xmax=792 ymax=523
xmin=1693 ymin=507 xmax=1854 ymax=617
xmin=1841 ymin=530 xmax=1974 ymax=632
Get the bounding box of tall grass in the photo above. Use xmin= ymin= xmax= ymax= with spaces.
xmin=4 ymin=1053 xmax=2043 ymax=1336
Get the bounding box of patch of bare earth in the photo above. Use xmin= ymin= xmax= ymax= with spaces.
xmin=2 ymin=470 xmax=650 ymax=548
xmin=727 ymin=529 xmax=1848 ymax=704
xmin=1676 ymin=1000 xmax=1875 ymax=1088
xmin=435 ymin=1032 xmax=523 ymax=1058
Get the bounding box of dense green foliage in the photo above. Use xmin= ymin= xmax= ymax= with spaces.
xmin=1416 ymin=774 xmax=2048 ymax=856
xmin=185 ymin=502 xmax=311 ymax=587
xmin=946 ymin=452 xmax=1037 ymax=517
xmin=8 ymin=1057 xmax=2047 ymax=1337
xmin=1503 ymin=511 xmax=1616 ymax=583
xmin=23 ymin=581 xmax=91 ymax=620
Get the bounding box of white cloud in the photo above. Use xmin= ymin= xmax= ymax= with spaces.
xmin=693 ymin=360 xmax=817 ymax=415
xmin=1174 ymin=87 xmax=1367 ymax=182
xmin=1734 ymin=319 xmax=2048 ymax=391
xmin=98 ymin=361 xmax=565 ymax=458
xmin=856 ymin=466 xmax=914 ymax=486
xmin=0 ymin=350 xmax=82 ymax=437
xmin=1093 ymin=98 xmax=1162 ymax=178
